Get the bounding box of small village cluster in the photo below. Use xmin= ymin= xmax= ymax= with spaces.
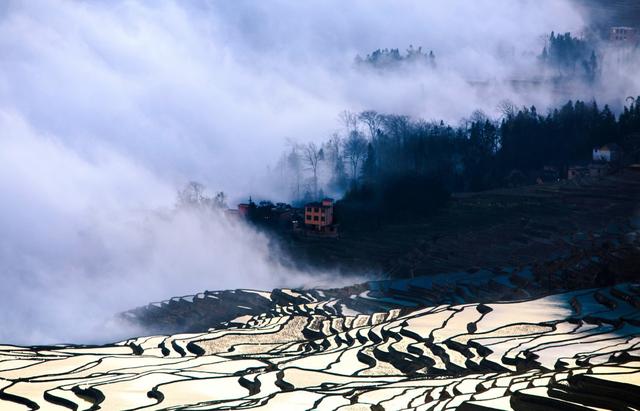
xmin=226 ymin=197 xmax=339 ymax=237
xmin=227 ymin=142 xmax=634 ymax=238
xmin=566 ymin=143 xmax=624 ymax=180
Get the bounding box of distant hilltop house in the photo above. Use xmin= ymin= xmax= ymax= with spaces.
xmin=593 ymin=143 xmax=623 ymax=163
xmin=225 ymin=199 xmax=252 ymax=218
xmin=609 ymin=26 xmax=638 ymax=45
xmin=301 ymin=198 xmax=338 ymax=237
xmin=568 ymin=143 xmax=623 ymax=180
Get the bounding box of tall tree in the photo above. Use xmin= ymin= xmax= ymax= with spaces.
xmin=286 ymin=146 xmax=302 ymax=201
xmin=343 ymin=130 xmax=368 ymax=185
xmin=323 ymin=134 xmax=348 ymax=192
xmin=339 ymin=110 xmax=359 ymax=134
xmin=359 ymin=110 xmax=381 ymax=140
xmin=361 ymin=143 xmax=377 ymax=184
xmin=300 ymin=142 xmax=324 ymax=199
xmin=177 ymin=181 xmax=206 ymax=208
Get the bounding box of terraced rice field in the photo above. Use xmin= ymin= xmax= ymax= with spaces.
xmin=1 ymin=280 xmax=639 ymax=410
xmin=2 ymin=172 xmax=639 ymax=409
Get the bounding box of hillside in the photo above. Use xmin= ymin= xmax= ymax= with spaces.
xmin=1 ymin=173 xmax=639 ymax=410
xmin=277 ymin=170 xmax=640 ymax=278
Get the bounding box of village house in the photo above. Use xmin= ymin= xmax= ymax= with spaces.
xmin=225 ymin=202 xmax=250 ymax=219
xmin=609 ymin=26 xmax=638 ymax=46
xmin=303 ymin=198 xmax=338 ymax=237
xmin=593 ymin=143 xmax=623 ymax=163
xmin=305 ymin=198 xmax=334 ymax=229
xmin=237 ymin=202 xmax=251 ymax=217
xmin=568 ymin=143 xmax=623 ymax=180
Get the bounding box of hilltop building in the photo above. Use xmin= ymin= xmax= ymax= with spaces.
xmin=567 ymin=144 xmax=622 ymax=180
xmin=237 ymin=203 xmax=251 ymax=217
xmin=593 ymin=144 xmax=623 ymax=163
xmin=302 ymin=198 xmax=338 ymax=237
xmin=305 ymin=198 xmax=334 ymax=229
xmin=609 ymin=26 xmax=638 ymax=45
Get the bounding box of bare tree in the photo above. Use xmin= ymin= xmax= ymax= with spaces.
xmin=497 ymin=100 xmax=517 ymax=119
xmin=213 ymin=191 xmax=227 ymax=209
xmin=469 ymin=109 xmax=488 ymax=125
xmin=359 ymin=110 xmax=381 ymax=140
xmin=324 ymin=133 xmax=342 ymax=162
xmin=177 ymin=182 xmax=226 ymax=210
xmin=339 ymin=110 xmax=358 ymax=133
xmin=342 ymin=130 xmax=368 ymax=184
xmin=300 ymin=142 xmax=324 ymax=198
xmin=380 ymin=114 xmax=410 ymax=141
xmin=324 ymin=133 xmax=348 ymax=191
xmin=177 ymin=181 xmax=206 ymax=207
xmin=286 ymin=145 xmax=303 ymax=201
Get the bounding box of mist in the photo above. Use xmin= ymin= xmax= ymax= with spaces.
xmin=0 ymin=111 xmax=353 ymax=344
xmin=0 ymin=0 xmax=636 ymax=344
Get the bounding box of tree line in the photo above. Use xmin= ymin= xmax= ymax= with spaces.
xmin=540 ymin=32 xmax=599 ymax=82
xmin=177 ymin=97 xmax=640 ymax=229
xmin=272 ymin=97 xmax=640 ymax=224
xmin=355 ymin=45 xmax=436 ymax=70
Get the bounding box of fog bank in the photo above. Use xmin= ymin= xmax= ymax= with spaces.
xmin=0 ymin=0 xmax=636 ymax=344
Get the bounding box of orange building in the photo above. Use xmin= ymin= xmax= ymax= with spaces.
xmin=237 ymin=203 xmax=251 ymax=217
xmin=304 ymin=198 xmax=335 ymax=231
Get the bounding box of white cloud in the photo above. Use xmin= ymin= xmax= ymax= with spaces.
xmin=0 ymin=0 xmax=634 ymax=344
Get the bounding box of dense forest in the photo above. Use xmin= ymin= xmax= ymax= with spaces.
xmin=271 ymin=97 xmax=640 ymax=225
xmin=355 ymin=45 xmax=436 ymax=70
xmin=264 ymin=33 xmax=638 ymax=226
xmin=356 ymin=33 xmax=599 ymax=78
xmin=540 ymin=32 xmax=599 ymax=82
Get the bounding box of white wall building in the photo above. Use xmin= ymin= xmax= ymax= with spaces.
xmin=593 ymin=144 xmax=622 ymax=162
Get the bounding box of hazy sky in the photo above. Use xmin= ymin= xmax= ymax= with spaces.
xmin=0 ymin=0 xmax=592 ymax=197
xmin=0 ymin=0 xmax=636 ymax=344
